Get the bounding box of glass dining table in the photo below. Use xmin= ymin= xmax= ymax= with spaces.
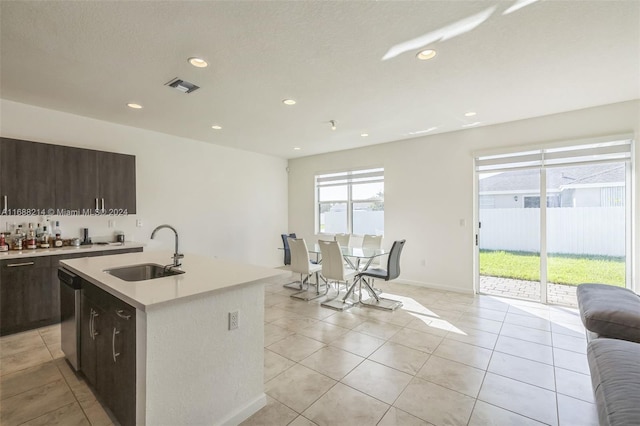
xmin=306 ymin=244 xmax=388 ymax=311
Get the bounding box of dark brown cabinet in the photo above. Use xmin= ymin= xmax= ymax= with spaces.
xmin=54 ymin=146 xmax=137 ymax=213
xmin=0 ymin=256 xmax=55 ymax=334
xmin=1 ymin=138 xmax=136 ymax=215
xmin=0 ymin=247 xmax=143 ymax=336
xmin=0 ymin=137 xmax=56 ymax=212
xmin=81 ymin=279 xmax=136 ymax=426
xmin=96 ymin=151 xmax=137 ymax=214
xmin=54 ymin=145 xmax=98 ymax=211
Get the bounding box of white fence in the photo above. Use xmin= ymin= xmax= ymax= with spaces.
xmin=479 ymin=207 xmax=625 ymax=257
xmin=322 ymin=211 xmax=384 ymax=235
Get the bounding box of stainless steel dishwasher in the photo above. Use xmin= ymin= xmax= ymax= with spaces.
xmin=59 ymin=267 xmax=82 ymax=371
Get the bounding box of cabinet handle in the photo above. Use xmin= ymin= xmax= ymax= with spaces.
xmin=92 ymin=311 xmax=99 ymax=339
xmin=89 ymin=309 xmax=94 ymax=340
xmin=112 ymin=328 xmax=120 ymax=362
xmin=115 ymin=309 xmax=131 ymax=320
xmin=2 ymin=195 xmax=6 ymax=213
xmin=7 ymin=262 xmax=35 ymax=268
xmin=101 ymin=198 xmax=105 ymax=212
xmin=95 ymin=198 xmax=99 ymax=210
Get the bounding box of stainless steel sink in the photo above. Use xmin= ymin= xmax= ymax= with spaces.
xmin=104 ymin=263 xmax=185 ymax=282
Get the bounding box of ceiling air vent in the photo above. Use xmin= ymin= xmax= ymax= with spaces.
xmin=165 ymin=78 xmax=200 ymax=94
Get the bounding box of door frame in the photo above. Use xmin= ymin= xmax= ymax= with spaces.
xmin=473 ymin=136 xmax=634 ymax=302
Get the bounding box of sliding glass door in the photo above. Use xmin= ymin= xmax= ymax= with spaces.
xmin=478 ymin=169 xmax=541 ymax=302
xmin=545 ymin=162 xmax=627 ymax=305
xmin=475 ymin=138 xmax=632 ymax=306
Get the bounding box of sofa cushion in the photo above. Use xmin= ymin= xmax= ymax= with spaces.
xmin=577 ymin=283 xmax=640 ymax=343
xmin=587 ymin=338 xmax=640 ymax=426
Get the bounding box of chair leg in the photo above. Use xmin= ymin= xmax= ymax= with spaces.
xmin=283 ymin=272 xmax=304 ymax=290
xmin=359 ymin=278 xmax=403 ymax=311
xmin=291 ymin=273 xmax=325 ymax=301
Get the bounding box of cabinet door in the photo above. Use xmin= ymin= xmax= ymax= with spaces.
xmin=111 ymin=308 xmax=136 ymax=426
xmin=0 ymin=138 xmax=56 ymax=212
xmin=80 ymin=294 xmax=101 ymax=387
xmin=22 ymin=257 xmax=57 ymax=325
xmin=0 ymin=257 xmax=53 ymax=335
xmin=96 ymin=151 xmax=136 ymax=214
xmin=54 ymin=145 xmax=98 ymax=211
xmin=0 ymin=263 xmax=26 ymax=334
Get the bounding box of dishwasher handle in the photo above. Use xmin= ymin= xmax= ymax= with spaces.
xmin=58 ymin=268 xmax=82 ymax=289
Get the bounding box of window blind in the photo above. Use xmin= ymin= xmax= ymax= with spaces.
xmin=316 ymin=168 xmax=384 ymax=187
xmin=475 ymin=139 xmax=632 ymax=172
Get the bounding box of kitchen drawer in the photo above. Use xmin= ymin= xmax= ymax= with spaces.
xmin=82 ymin=279 xmax=135 ymax=314
xmin=1 ymin=256 xmax=51 ymax=270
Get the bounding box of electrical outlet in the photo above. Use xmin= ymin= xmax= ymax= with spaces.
xmin=136 ymin=219 xmax=143 ymax=228
xmin=108 ymin=220 xmax=116 ymax=228
xmin=229 ymin=311 xmax=239 ymax=330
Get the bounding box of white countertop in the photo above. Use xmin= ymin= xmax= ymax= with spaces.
xmin=60 ymin=251 xmax=286 ymax=311
xmin=0 ymin=242 xmax=145 ymax=259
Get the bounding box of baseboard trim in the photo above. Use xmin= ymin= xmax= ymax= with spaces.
xmin=391 ymin=279 xmax=475 ymax=295
xmin=219 ymin=393 xmax=266 ymax=426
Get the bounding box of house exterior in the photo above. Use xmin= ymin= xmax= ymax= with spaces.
xmin=479 ymin=163 xmax=625 ymax=209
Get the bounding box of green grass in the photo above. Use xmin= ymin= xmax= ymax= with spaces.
xmin=479 ymin=250 xmax=625 ymax=287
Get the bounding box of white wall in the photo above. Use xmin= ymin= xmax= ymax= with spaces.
xmin=288 ymin=100 xmax=640 ymax=294
xmin=1 ymin=99 xmax=288 ymax=267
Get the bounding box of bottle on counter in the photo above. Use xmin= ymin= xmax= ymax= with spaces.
xmin=26 ymin=223 xmax=37 ymax=249
xmin=0 ymin=233 xmax=8 ymax=252
xmin=14 ymin=225 xmax=24 ymax=250
xmin=54 ymin=221 xmax=62 ymax=238
xmin=36 ymin=223 xmax=43 ymax=239
xmin=40 ymin=226 xmax=50 ymax=248
xmin=54 ymin=232 xmax=63 ymax=247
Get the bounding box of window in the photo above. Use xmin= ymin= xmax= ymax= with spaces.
xmin=316 ymin=168 xmax=384 ymax=235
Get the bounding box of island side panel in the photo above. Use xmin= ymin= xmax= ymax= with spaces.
xmin=143 ymin=281 xmax=265 ymax=425
xmin=136 ymin=309 xmax=147 ymax=426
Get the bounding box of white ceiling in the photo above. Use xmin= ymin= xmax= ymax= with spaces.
xmin=1 ymin=1 xmax=638 ymax=159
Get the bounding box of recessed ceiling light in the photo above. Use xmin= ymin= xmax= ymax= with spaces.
xmin=282 ymin=99 xmax=296 ymax=106
xmin=188 ymin=57 xmax=208 ymax=68
xmin=416 ymin=49 xmax=437 ymax=61
xmin=361 ymin=133 xmax=369 ymax=137
xmin=127 ymin=103 xmax=143 ymax=109
xmin=464 ymin=111 xmax=477 ymax=117
xmin=293 ymin=147 xmax=301 ymax=150
xmin=211 ymin=125 xmax=222 ymax=130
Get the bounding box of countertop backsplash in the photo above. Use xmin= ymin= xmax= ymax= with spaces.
xmin=2 ymin=214 xmax=145 ymax=244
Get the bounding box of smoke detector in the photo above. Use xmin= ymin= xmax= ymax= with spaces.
xmin=165 ymin=78 xmax=200 ymax=94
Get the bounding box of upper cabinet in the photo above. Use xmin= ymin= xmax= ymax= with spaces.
xmin=1 ymin=138 xmax=136 ymax=214
xmin=0 ymin=138 xmax=56 ymax=212
xmin=54 ymin=146 xmax=137 ymax=213
xmin=96 ymin=151 xmax=136 ymax=214
xmin=54 ymin=145 xmax=98 ymax=211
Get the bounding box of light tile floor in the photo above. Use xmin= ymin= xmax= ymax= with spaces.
xmin=245 ymin=276 xmax=598 ymax=426
xmin=0 ymin=324 xmax=115 ymax=426
xmin=0 ymin=276 xmax=597 ymax=426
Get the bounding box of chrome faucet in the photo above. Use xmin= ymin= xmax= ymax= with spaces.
xmin=150 ymin=224 xmax=184 ymax=267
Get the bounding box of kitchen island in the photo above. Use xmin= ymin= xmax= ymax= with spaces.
xmin=60 ymin=251 xmax=285 ymax=426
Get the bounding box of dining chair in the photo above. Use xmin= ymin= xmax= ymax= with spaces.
xmin=356 ymin=239 xmax=406 ymax=311
xmin=318 ymin=240 xmax=357 ymax=295
xmin=361 ymin=234 xmax=384 ymax=288
xmin=281 ymin=233 xmax=303 ymax=289
xmin=362 ymin=234 xmax=383 ymax=250
xmin=334 ymin=233 xmax=352 ymax=248
xmin=281 ymin=233 xmax=296 ymax=265
xmin=288 ymin=237 xmax=324 ymax=301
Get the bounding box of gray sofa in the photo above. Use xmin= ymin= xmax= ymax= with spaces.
xmin=577 ymin=284 xmax=640 ymax=426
